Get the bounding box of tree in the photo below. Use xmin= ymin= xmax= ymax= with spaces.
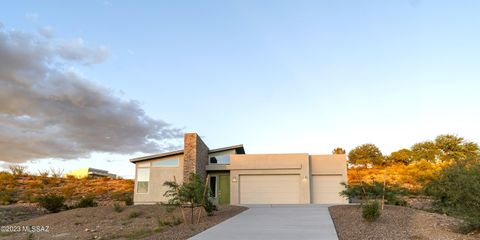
xmin=411 ymin=141 xmax=440 ymax=163
xmin=411 ymin=135 xmax=480 ymax=163
xmin=348 ymin=144 xmax=383 ymax=166
xmin=425 ymin=158 xmax=480 ymax=232
xmin=434 ymin=134 xmax=479 ymax=162
xmin=332 ymin=147 xmax=346 ymax=154
xmin=386 ymin=149 xmax=413 ymax=165
xmin=163 ymin=173 xmax=207 ymax=224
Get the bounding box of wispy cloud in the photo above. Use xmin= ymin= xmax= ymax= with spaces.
xmin=38 ymin=26 xmax=54 ymax=39
xmin=0 ymin=23 xmax=182 ymax=163
xmin=25 ymin=13 xmax=39 ymax=22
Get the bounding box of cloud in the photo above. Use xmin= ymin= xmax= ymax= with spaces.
xmin=56 ymin=38 xmax=109 ymax=65
xmin=25 ymin=13 xmax=39 ymax=22
xmin=38 ymin=26 xmax=54 ymax=39
xmin=0 ymin=24 xmax=182 ymax=163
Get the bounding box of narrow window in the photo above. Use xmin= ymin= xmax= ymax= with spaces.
xmin=209 ymin=176 xmax=217 ymax=197
xmin=136 ymin=168 xmax=150 ymax=193
xmin=152 ymin=158 xmax=179 ymax=167
xmin=209 ymin=154 xmax=230 ymax=164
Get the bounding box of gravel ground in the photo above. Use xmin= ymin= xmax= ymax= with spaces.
xmin=0 ymin=204 xmax=46 ymax=226
xmin=0 ymin=204 xmax=246 ymax=240
xmin=329 ymin=205 xmax=479 ymax=240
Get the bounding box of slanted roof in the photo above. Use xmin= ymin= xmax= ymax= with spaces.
xmin=129 ymin=144 xmax=245 ymax=163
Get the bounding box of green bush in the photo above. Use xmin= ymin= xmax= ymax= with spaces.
xmin=203 ymin=198 xmax=216 ymax=216
xmin=37 ymin=194 xmax=65 ymax=213
xmin=124 ymin=195 xmax=133 ymax=206
xmin=362 ymin=200 xmax=381 ymax=222
xmin=113 ymin=203 xmax=123 ymax=212
xmin=128 ymin=210 xmax=142 ymax=219
xmin=76 ymin=196 xmax=97 ymax=208
xmin=157 ymin=217 xmax=182 ymax=227
xmin=425 ymin=158 xmax=480 ymax=233
xmin=340 ymin=181 xmax=408 ymax=205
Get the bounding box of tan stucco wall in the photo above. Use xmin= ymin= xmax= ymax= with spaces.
xmin=310 ymin=154 xmax=348 ymax=203
xmin=133 ymin=155 xmax=184 ymax=204
xmin=229 ymin=154 xmax=311 ymax=205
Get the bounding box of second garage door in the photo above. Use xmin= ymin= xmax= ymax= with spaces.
xmin=311 ymin=175 xmax=345 ymax=204
xmin=239 ymin=175 xmax=300 ymax=204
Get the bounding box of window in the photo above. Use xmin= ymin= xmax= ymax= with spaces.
xmin=209 ymin=154 xmax=230 ymax=164
xmin=209 ymin=176 xmax=217 ymax=197
xmin=136 ymin=168 xmax=149 ymax=193
xmin=152 ymin=158 xmax=179 ymax=167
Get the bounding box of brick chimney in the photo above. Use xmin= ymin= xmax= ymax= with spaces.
xmin=183 ymin=133 xmax=209 ymax=182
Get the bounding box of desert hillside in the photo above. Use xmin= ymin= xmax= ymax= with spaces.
xmin=0 ymin=171 xmax=133 ymax=206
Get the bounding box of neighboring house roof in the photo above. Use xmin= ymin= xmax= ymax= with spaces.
xmin=129 ymin=144 xmax=245 ymax=163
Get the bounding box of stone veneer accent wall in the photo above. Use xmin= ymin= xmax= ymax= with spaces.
xmin=183 ymin=133 xmax=209 ymax=182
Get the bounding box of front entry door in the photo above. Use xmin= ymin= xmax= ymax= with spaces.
xmin=218 ymin=175 xmax=230 ymax=204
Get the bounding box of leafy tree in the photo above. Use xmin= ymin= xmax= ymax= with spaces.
xmin=411 ymin=135 xmax=480 ymax=163
xmin=425 ymin=158 xmax=480 ymax=232
xmin=348 ymin=144 xmax=383 ymax=166
xmin=411 ymin=141 xmax=440 ymax=162
xmin=385 ymin=149 xmax=413 ymax=165
xmin=332 ymin=147 xmax=346 ymax=154
xmin=435 ymin=134 xmax=479 ymax=161
xmin=164 ymin=173 xmax=208 ymax=224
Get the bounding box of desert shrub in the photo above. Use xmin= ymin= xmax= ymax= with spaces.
xmin=37 ymin=194 xmax=65 ymax=213
xmin=76 ymin=196 xmax=97 ymax=208
xmin=157 ymin=217 xmax=182 ymax=227
xmin=128 ymin=210 xmax=142 ymax=219
xmin=113 ymin=203 xmax=123 ymax=213
xmin=49 ymin=168 xmax=64 ymax=178
xmin=340 ymin=181 xmax=408 ymax=205
xmin=203 ymin=198 xmax=216 ymax=216
xmin=362 ymin=200 xmax=381 ymax=222
xmin=425 ymin=158 xmax=480 ymax=233
xmin=37 ymin=170 xmax=50 ymax=178
xmin=124 ymin=195 xmax=134 ymax=206
xmin=0 ymin=192 xmax=13 ymax=205
xmin=9 ymin=165 xmax=27 ymax=176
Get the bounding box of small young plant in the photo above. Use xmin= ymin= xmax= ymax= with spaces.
xmin=124 ymin=195 xmax=133 ymax=206
xmin=76 ymin=196 xmax=97 ymax=208
xmin=113 ymin=203 xmax=123 ymax=213
xmin=203 ymin=198 xmax=216 ymax=216
xmin=128 ymin=210 xmax=142 ymax=219
xmin=155 ymin=216 xmax=183 ymax=232
xmin=362 ymin=200 xmax=381 ymax=222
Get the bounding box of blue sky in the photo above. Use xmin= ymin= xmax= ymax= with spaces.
xmin=1 ymin=1 xmax=479 ymax=178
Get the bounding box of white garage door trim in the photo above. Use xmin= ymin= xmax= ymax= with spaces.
xmin=239 ymin=174 xmax=300 ymax=204
xmin=311 ymin=174 xmax=346 ymax=204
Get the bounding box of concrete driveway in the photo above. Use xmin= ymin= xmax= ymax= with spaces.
xmin=189 ymin=205 xmax=338 ymax=240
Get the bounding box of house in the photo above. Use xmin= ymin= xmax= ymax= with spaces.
xmin=130 ymin=133 xmax=348 ymax=205
xmin=65 ymin=168 xmax=117 ymax=179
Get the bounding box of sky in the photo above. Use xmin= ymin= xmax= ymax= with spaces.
xmin=1 ymin=1 xmax=479 ymax=179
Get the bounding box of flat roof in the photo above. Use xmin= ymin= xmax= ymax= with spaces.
xmin=130 ymin=144 xmax=245 ymax=163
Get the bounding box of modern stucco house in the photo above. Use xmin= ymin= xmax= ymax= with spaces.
xmin=130 ymin=133 xmax=348 ymax=205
